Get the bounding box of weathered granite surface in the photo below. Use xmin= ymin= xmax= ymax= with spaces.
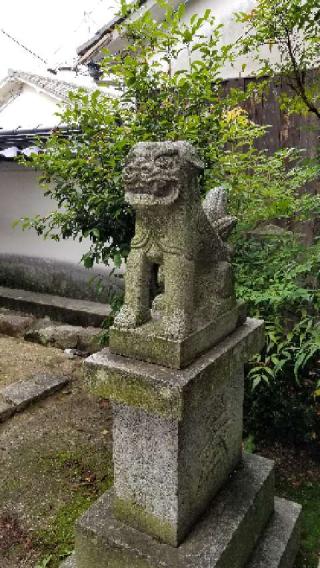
xmin=84 ymin=318 xmax=263 ymax=546
xmin=1 ymin=374 xmax=70 ymax=411
xmin=85 ymin=319 xmax=264 ymax=545
xmin=60 ymin=495 xmax=301 ymax=568
xmin=247 ymin=498 xmax=302 ymax=568
xmin=110 ymin=301 xmax=246 ymax=369
xmin=86 ymin=318 xmax=264 ymax=420
xmin=112 ymin=365 xmax=244 ymax=546
xmin=110 ymin=141 xmax=240 ymax=368
xmin=73 ymin=454 xmax=275 ymax=568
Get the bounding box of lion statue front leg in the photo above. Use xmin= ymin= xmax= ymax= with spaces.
xmin=114 ymin=249 xmax=151 ymax=329
xmin=161 ymin=254 xmax=195 ymax=340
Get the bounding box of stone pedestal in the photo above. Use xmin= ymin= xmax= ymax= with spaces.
xmin=59 ymin=318 xmax=302 ymax=568
xmin=109 ymin=301 xmax=246 ymax=369
xmin=86 ymin=318 xmax=263 ymax=546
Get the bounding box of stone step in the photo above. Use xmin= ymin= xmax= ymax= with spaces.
xmin=0 ymin=286 xmax=110 ymax=327
xmin=247 ymin=497 xmax=301 ymax=568
xmin=72 ymin=453 xmax=275 ymax=568
xmin=60 ymin=495 xmax=301 ymax=568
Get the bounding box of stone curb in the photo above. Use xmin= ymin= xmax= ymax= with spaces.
xmin=0 ymin=374 xmax=70 ymax=423
xmin=0 ymin=285 xmax=110 ymax=327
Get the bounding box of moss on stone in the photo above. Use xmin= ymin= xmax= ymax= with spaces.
xmin=113 ymin=496 xmax=177 ymax=547
xmin=86 ymin=368 xmax=182 ymax=420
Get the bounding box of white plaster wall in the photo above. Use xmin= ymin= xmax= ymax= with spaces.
xmin=176 ymin=0 xmax=280 ymax=78
xmin=107 ymin=0 xmax=281 ymax=79
xmin=0 ymin=85 xmax=62 ymax=130
xmin=0 ymin=161 xmax=89 ymax=264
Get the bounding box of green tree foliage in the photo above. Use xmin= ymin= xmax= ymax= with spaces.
xmin=22 ymin=1 xmax=318 ymax=266
xmin=236 ymin=0 xmax=320 ymax=119
xmin=21 ymin=1 xmax=320 ymax=443
xmin=235 ymin=0 xmax=320 ymax=444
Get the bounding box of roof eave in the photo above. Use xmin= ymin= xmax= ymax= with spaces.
xmin=76 ymin=0 xmax=159 ymax=64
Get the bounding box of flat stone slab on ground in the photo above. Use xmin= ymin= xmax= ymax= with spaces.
xmin=0 ymin=396 xmax=15 ymax=422
xmin=73 ymin=453 xmax=275 ymax=568
xmin=0 ymin=286 xmax=110 ymax=327
xmin=1 ymin=374 xmax=70 ymax=411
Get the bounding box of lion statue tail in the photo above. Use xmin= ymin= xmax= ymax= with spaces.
xmin=202 ymin=186 xmax=237 ymax=240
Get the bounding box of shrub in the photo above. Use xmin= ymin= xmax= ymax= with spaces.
xmin=237 ymin=233 xmax=320 ymax=445
xmin=20 ymin=1 xmax=320 ymax=445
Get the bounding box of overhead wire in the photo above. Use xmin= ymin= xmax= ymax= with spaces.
xmin=0 ymin=28 xmax=48 ymax=65
xmin=52 ymin=0 xmax=106 ymax=58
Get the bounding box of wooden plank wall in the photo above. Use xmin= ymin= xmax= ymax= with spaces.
xmin=225 ymin=74 xmax=319 ymax=158
xmin=224 ymin=74 xmax=320 ymax=242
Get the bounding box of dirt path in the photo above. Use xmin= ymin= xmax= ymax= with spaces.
xmin=0 ymin=337 xmax=113 ymax=568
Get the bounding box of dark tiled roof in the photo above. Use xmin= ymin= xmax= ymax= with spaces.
xmin=0 ymin=126 xmax=79 ymax=159
xmin=77 ymin=0 xmax=148 ymax=58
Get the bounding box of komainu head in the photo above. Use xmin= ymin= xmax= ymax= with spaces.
xmin=123 ymin=141 xmax=204 ymax=207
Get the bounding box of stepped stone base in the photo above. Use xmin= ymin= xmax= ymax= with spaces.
xmin=247 ymin=497 xmax=301 ymax=568
xmin=60 ymin=454 xmax=300 ymax=568
xmin=60 ymin=494 xmax=301 ymax=568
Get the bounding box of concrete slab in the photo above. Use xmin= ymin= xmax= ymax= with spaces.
xmin=1 ymin=373 xmax=70 ymax=411
xmin=0 ymin=286 xmax=110 ymax=327
xmin=73 ymin=453 xmax=275 ymax=568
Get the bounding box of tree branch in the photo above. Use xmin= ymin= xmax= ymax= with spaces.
xmin=285 ymin=27 xmax=320 ymax=120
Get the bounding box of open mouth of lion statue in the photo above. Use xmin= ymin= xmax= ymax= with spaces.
xmin=124 ymin=175 xmax=180 ymax=206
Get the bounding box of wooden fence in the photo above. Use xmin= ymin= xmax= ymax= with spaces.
xmin=224 ymin=74 xmax=320 ymax=242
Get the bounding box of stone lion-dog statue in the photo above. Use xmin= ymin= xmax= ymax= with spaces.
xmin=113 ymin=140 xmax=240 ymax=347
